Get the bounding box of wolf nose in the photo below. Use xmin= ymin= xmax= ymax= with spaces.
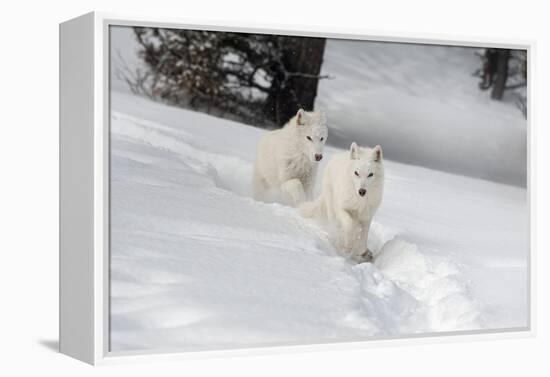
xmin=315 ymin=154 xmax=323 ymax=161
xmin=358 ymin=188 xmax=366 ymax=197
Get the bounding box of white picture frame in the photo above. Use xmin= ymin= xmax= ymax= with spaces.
xmin=59 ymin=11 xmax=535 ymax=365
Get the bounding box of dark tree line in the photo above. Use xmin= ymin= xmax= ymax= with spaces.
xmin=130 ymin=27 xmax=327 ymax=127
xmin=122 ymin=29 xmax=528 ymax=123
xmin=475 ymin=48 xmax=527 ymax=117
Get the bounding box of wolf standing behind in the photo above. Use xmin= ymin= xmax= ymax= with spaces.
xmin=253 ymin=109 xmax=328 ymax=206
xmin=299 ymin=142 xmax=384 ymax=261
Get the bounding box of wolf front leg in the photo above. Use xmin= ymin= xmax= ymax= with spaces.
xmin=335 ymin=208 xmax=358 ymax=255
xmin=280 ymin=178 xmax=306 ymax=206
xmin=301 ymin=170 xmax=316 ymax=200
xmin=355 ymin=220 xmax=374 ymax=262
xmin=252 ymin=169 xmax=266 ymax=201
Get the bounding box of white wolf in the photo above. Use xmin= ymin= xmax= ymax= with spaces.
xmin=252 ymin=108 xmax=328 ymax=206
xmin=299 ymin=142 xmax=384 ymax=262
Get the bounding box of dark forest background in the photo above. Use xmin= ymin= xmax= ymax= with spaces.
xmin=118 ymin=27 xmax=527 ymax=127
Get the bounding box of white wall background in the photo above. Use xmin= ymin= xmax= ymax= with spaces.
xmin=0 ymin=0 xmax=548 ymax=375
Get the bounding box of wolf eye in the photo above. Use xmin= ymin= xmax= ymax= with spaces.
xmin=320 ymin=137 xmax=324 ymax=141
xmin=368 ymin=173 xmax=374 ymax=178
xmin=306 ymin=136 xmax=312 ymax=141
xmin=354 ymin=171 xmax=359 ymax=177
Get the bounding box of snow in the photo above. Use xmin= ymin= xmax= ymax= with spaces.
xmin=316 ymin=39 xmax=527 ymax=186
xmin=109 ymin=91 xmax=528 ymax=353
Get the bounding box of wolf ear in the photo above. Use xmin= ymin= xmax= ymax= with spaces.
xmin=373 ymin=145 xmax=382 ymax=162
xmin=296 ymin=109 xmax=306 ymax=126
xmin=350 ymin=142 xmax=359 ymax=160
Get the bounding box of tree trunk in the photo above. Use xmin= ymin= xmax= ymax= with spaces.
xmin=264 ymin=37 xmax=326 ymax=126
xmin=491 ymin=49 xmax=510 ymax=100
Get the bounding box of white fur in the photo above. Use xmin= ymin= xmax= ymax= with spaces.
xmin=253 ymin=109 xmax=328 ymax=206
xmin=299 ymin=143 xmax=384 ymax=260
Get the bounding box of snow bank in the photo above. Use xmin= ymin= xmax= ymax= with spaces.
xmin=316 ymin=40 xmax=527 ymax=186
xmin=110 ymin=92 xmax=527 ymax=352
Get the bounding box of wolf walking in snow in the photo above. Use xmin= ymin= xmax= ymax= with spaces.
xmin=299 ymin=142 xmax=384 ymax=262
xmin=252 ymin=108 xmax=328 ymax=206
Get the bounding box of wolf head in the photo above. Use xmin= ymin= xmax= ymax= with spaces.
xmin=294 ymin=108 xmax=328 ymax=163
xmin=349 ymin=142 xmax=383 ymax=197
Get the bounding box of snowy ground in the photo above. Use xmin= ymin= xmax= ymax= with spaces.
xmin=316 ymin=39 xmax=527 ymax=186
xmin=109 ymin=91 xmax=528 ymax=353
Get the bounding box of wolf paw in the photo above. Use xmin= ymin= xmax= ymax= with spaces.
xmin=357 ymin=249 xmax=374 ymax=264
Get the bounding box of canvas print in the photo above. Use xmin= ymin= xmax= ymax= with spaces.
xmin=109 ymin=25 xmax=528 ymax=352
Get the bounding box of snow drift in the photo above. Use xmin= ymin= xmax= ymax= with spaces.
xmin=316 ymin=39 xmax=527 ymax=186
